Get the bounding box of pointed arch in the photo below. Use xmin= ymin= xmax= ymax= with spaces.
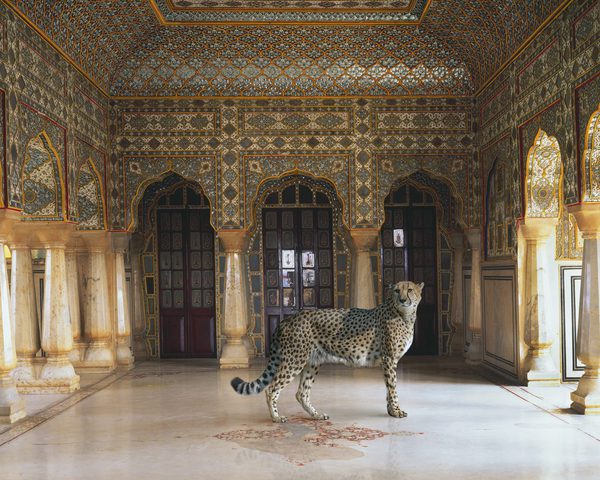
xmin=21 ymin=131 xmax=66 ymax=220
xmin=524 ymin=129 xmax=562 ymax=218
xmin=581 ymin=103 xmax=600 ymax=202
xmin=76 ymin=158 xmax=107 ymax=230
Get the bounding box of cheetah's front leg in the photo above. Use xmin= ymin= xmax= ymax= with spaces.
xmin=382 ymin=356 xmax=406 ymax=418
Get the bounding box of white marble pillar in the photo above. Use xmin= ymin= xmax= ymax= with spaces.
xmin=449 ymin=233 xmax=465 ymax=355
xmin=465 ymin=229 xmax=483 ymax=365
xmin=0 ymin=236 xmax=26 ymax=423
xmin=130 ymin=234 xmax=146 ymax=359
xmin=39 ymin=244 xmax=80 ymax=392
xmin=80 ymin=234 xmax=115 ymax=372
xmin=219 ymin=230 xmax=250 ymax=369
xmin=569 ymin=204 xmax=600 ymax=414
xmin=66 ymin=248 xmax=84 ymax=365
xmin=350 ymin=229 xmax=378 ymax=309
xmin=520 ymin=219 xmax=560 ymax=386
xmin=112 ymin=234 xmax=134 ymax=368
xmin=10 ymin=245 xmax=39 ymax=384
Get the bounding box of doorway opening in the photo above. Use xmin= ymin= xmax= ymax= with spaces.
xmin=382 ymin=184 xmax=438 ymax=355
xmin=154 ymin=183 xmax=216 ymax=358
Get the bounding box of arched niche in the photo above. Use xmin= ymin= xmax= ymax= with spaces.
xmin=21 ymin=131 xmax=66 ymax=220
xmin=245 ymin=174 xmax=351 ymax=356
xmin=581 ymin=103 xmax=600 ymax=202
xmin=124 ymin=156 xmax=217 ymax=231
xmin=76 ymin=158 xmax=106 ymax=230
xmin=524 ymin=129 xmax=562 ymax=218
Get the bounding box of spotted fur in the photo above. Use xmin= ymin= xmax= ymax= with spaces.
xmin=231 ymin=281 xmax=424 ymax=423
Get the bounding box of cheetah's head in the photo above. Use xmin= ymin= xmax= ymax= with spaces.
xmin=389 ymin=281 xmax=424 ymax=313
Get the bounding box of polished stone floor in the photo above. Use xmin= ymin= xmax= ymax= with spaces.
xmin=1 ymin=358 xmax=599 ymax=480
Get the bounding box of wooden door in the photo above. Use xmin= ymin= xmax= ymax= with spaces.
xmin=263 ymin=207 xmax=334 ymax=352
xmin=158 ymin=208 xmax=215 ymax=358
xmin=382 ymin=185 xmax=438 ymax=355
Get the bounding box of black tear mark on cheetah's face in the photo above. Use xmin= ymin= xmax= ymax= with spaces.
xmin=231 ymin=281 xmax=424 ymax=423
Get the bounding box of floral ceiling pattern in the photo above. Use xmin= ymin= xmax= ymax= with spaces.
xmin=7 ymin=0 xmax=565 ymax=96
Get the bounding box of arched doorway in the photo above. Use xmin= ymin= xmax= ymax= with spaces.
xmin=136 ymin=174 xmax=217 ymax=358
xmin=246 ymin=174 xmax=351 ymax=355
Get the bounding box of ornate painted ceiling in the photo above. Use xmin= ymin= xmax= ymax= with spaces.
xmin=6 ymin=0 xmax=566 ymax=97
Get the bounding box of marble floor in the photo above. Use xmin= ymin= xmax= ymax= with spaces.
xmin=1 ymin=358 xmax=599 ymax=480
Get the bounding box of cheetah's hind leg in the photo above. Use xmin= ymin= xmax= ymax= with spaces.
xmin=265 ymin=360 xmax=305 ymax=423
xmin=296 ymin=362 xmax=329 ymax=420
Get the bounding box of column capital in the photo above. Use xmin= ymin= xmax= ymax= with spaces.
xmin=217 ymin=229 xmax=249 ymax=252
xmin=449 ymin=232 xmax=465 ymax=250
xmin=465 ymin=228 xmax=481 ymax=250
xmin=77 ymin=230 xmax=111 ymax=252
xmin=519 ymin=217 xmax=557 ymax=240
xmin=568 ymin=204 xmax=600 ymax=239
xmin=110 ymin=232 xmax=131 ymax=253
xmin=0 ymin=209 xmax=21 ymax=243
xmin=349 ymin=228 xmax=379 ymax=251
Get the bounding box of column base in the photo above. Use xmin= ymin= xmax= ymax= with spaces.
xmin=524 ymin=350 xmax=560 ymax=387
xmin=571 ymin=369 xmax=600 ymax=414
xmin=69 ymin=342 xmax=87 ymax=365
xmin=0 ymin=374 xmax=26 ymax=424
xmin=11 ymin=358 xmax=37 ymax=386
xmin=116 ymin=343 xmax=135 ymax=369
xmin=80 ymin=341 xmax=115 ymax=373
xmin=38 ymin=356 xmax=80 ymax=393
xmin=450 ymin=327 xmax=465 ymax=356
xmin=465 ymin=333 xmax=482 ymax=365
xmin=220 ymin=341 xmax=250 ymax=369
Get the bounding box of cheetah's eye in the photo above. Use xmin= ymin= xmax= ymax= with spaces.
xmin=408 ymin=288 xmax=413 ymax=293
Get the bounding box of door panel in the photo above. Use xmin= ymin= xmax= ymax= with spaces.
xmin=263 ymin=207 xmax=333 ymax=352
xmin=158 ymin=207 xmax=216 ymax=358
xmin=382 ymin=203 xmax=438 ymax=355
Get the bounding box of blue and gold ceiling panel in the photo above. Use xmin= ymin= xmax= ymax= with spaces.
xmin=150 ymin=0 xmax=430 ymax=24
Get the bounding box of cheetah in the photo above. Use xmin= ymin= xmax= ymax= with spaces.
xmin=231 ymin=280 xmax=424 ymax=423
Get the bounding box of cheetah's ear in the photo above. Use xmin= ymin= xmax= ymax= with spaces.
xmin=387 ymin=283 xmax=395 ymax=291
xmin=418 ymin=282 xmax=425 ymax=291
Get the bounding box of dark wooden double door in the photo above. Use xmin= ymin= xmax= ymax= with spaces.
xmin=158 ymin=208 xmax=216 ymax=358
xmin=263 ymin=208 xmax=334 ymax=351
xmin=382 ymin=205 xmax=438 ymax=355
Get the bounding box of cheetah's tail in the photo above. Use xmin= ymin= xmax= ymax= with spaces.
xmin=230 ymin=356 xmax=280 ymax=395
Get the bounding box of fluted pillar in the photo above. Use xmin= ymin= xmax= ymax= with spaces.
xmin=350 ymin=229 xmax=378 ymax=309
xmin=519 ymin=219 xmax=560 ymax=385
xmin=0 ymin=232 xmax=25 ymax=423
xmin=569 ymin=204 xmax=600 ymax=414
xmin=39 ymin=243 xmax=80 ymax=392
xmin=449 ymin=233 xmax=465 ymax=355
xmin=66 ymin=248 xmax=84 ymax=365
xmin=130 ymin=234 xmax=146 ymax=359
xmin=465 ymin=229 xmax=483 ymax=365
xmin=112 ymin=234 xmax=134 ymax=368
xmin=218 ymin=230 xmax=250 ymax=369
xmin=10 ymin=244 xmax=39 ymax=385
xmin=80 ymin=233 xmax=115 ymax=372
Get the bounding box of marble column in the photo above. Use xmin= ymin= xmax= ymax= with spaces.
xmin=130 ymin=234 xmax=147 ymax=359
xmin=569 ymin=204 xmax=600 ymax=414
xmin=39 ymin=243 xmax=80 ymax=392
xmin=0 ymin=234 xmax=26 ymax=423
xmin=350 ymin=229 xmax=378 ymax=309
xmin=449 ymin=233 xmax=465 ymax=355
xmin=10 ymin=245 xmax=39 ymax=384
xmin=66 ymin=248 xmax=84 ymax=365
xmin=520 ymin=218 xmax=560 ymax=386
xmin=112 ymin=234 xmax=134 ymax=368
xmin=465 ymin=229 xmax=483 ymax=365
xmin=218 ymin=230 xmax=250 ymax=369
xmin=80 ymin=233 xmax=115 ymax=372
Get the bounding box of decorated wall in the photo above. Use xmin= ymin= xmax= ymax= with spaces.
xmin=477 ymin=0 xmax=599 ymax=261
xmin=110 ymin=96 xmax=475 ymax=233
xmin=0 ymin=2 xmax=108 ymax=227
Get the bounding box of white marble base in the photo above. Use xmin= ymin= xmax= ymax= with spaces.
xmin=465 ymin=333 xmax=482 ymax=365
xmin=524 ymin=350 xmax=560 ymax=387
xmin=82 ymin=342 xmax=115 ymax=373
xmin=571 ymin=369 xmax=600 ymax=414
xmin=38 ymin=358 xmax=80 ymax=393
xmin=116 ymin=343 xmax=135 ymax=369
xmin=0 ymin=374 xmax=26 ymax=423
xmin=219 ymin=342 xmax=250 ymax=369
